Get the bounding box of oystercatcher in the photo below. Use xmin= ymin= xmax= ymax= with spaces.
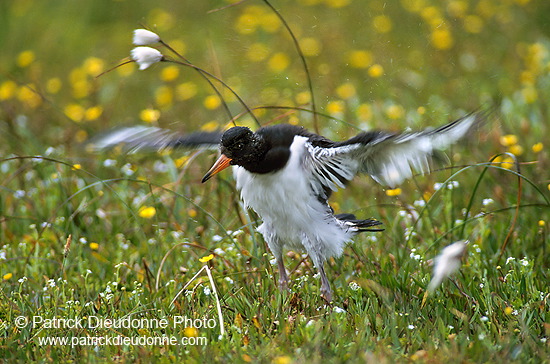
xmin=91 ymin=112 xmax=483 ymax=301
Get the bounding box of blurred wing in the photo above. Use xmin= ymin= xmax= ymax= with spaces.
xmin=304 ymin=112 xmax=483 ymax=194
xmin=86 ymin=126 xmax=222 ymax=154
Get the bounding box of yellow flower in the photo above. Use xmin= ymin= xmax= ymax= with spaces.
xmin=155 ymin=86 xmax=173 ymax=108
xmin=246 ymin=43 xmax=270 ymax=62
xmin=508 ymin=144 xmax=523 ymax=156
xmin=46 ymin=78 xmax=62 ymax=94
xmin=336 ymin=82 xmax=356 ymax=100
xmin=325 ymin=0 xmax=351 ymax=8
xmin=203 ymin=95 xmax=221 ymax=110
xmin=75 ymin=130 xmax=88 ymax=143
xmin=201 ymin=120 xmax=219 ymax=131
xmin=521 ymin=86 xmax=538 ymax=104
xmin=176 ymin=82 xmax=198 ymax=100
xmin=386 ymin=188 xmax=402 ymax=196
xmin=326 ymin=100 xmax=345 ymax=115
xmin=357 ymin=103 xmax=372 ymax=121
xmin=385 ymin=104 xmax=404 ymax=120
xmin=183 ymin=327 xmax=198 ymax=337
xmin=138 ymin=206 xmax=157 ymax=219
xmin=64 ymin=103 xmax=85 ymax=122
xmin=160 ymin=65 xmax=180 ymax=82
xmin=260 ymin=13 xmax=281 ymax=33
xmin=89 ymin=242 xmax=99 ymax=251
xmin=348 ymin=50 xmax=373 ymax=69
xmin=417 ymin=106 xmax=426 ymax=115
xmin=148 ymin=8 xmax=174 ymax=32
xmin=72 ymin=164 xmax=82 ymax=171
xmin=372 ymin=15 xmax=392 ymax=33
xmin=268 ymin=52 xmax=290 ymax=72
xmin=117 ymin=63 xmax=135 ymax=77
xmin=300 ymin=37 xmax=321 ymax=57
xmin=431 ymin=29 xmax=454 ymax=50
xmin=199 ymin=254 xmax=214 ymax=263
xmin=504 ymin=306 xmax=513 ymax=315
xmin=273 ymin=356 xmax=292 ymax=364
xmin=17 ymin=84 xmax=42 ymax=108
xmin=83 ymin=57 xmax=105 ymax=76
xmin=0 ymin=80 xmax=17 ymax=100
xmin=288 ymin=115 xmax=299 ymax=125
xmin=295 ymin=91 xmax=311 ymax=105
xmin=71 ymin=79 xmax=91 ymax=99
xmin=447 ymin=1 xmax=468 ymax=18
xmin=538 ymin=220 xmax=545 ymax=227
xmin=85 ymin=106 xmax=103 ymax=121
xmin=174 ymin=156 xmax=189 ymax=168
xmin=368 ymin=64 xmax=384 ymax=78
xmin=499 ymin=134 xmax=518 ymax=147
xmin=140 ymin=108 xmax=161 ymax=123
xmin=464 ymin=15 xmax=483 ymax=34
xmin=17 ymin=50 xmax=35 ymax=68
xmin=3 ymin=273 xmax=13 ymax=280
xmin=492 ymin=155 xmax=515 ymax=169
xmin=532 ymin=142 xmax=543 ymax=153
xmin=235 ymin=13 xmax=259 ymax=35
xmin=188 ymin=208 xmax=197 ymax=218
xmin=421 ymin=6 xmax=441 ymax=22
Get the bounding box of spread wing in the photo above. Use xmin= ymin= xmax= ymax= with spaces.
xmin=304 ymin=112 xmax=484 ymax=198
xmin=86 ymin=126 xmax=222 ymax=153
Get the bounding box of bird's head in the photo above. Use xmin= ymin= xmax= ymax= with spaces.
xmin=202 ymin=126 xmax=267 ymax=182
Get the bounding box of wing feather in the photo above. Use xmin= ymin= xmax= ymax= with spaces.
xmin=86 ymin=126 xmax=222 ymax=153
xmin=303 ymin=112 xmax=484 ymax=194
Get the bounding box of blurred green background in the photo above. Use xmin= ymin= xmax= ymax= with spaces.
xmin=1 ymin=0 xmax=549 ymax=362
xmin=2 ymin=0 xmax=549 ymax=148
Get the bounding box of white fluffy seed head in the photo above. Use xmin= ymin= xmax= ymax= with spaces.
xmin=130 ymin=47 xmax=163 ymax=70
xmin=133 ymin=29 xmax=160 ymax=46
xmin=427 ymin=240 xmax=468 ymax=291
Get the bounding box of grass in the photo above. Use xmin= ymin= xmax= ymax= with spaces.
xmin=1 ymin=0 xmax=549 ymax=362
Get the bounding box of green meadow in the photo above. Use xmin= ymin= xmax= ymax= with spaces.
xmin=1 ymin=0 xmax=549 ymax=362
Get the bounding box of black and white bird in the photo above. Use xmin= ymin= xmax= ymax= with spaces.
xmin=90 ymin=113 xmax=483 ymax=301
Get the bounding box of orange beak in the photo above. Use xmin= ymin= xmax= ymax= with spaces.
xmin=202 ymin=154 xmax=232 ymax=183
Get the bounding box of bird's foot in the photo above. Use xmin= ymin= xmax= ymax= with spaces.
xmin=319 ymin=265 xmax=333 ymax=303
xmin=278 ymin=261 xmax=290 ymax=291
xmin=321 ymin=285 xmax=333 ymax=303
xmin=278 ymin=277 xmax=289 ymax=291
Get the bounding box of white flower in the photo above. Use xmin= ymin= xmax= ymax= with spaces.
xmin=482 ymin=198 xmax=494 ymax=206
xmin=131 ymin=47 xmax=163 ymax=70
xmin=480 ymin=316 xmax=489 ymax=322
xmin=333 ymin=306 xmax=346 ymax=313
xmin=133 ymin=29 xmax=160 ymax=45
xmin=349 ymin=281 xmax=361 ymax=291
xmin=103 ymin=159 xmax=116 ymax=167
xmin=408 ymin=324 xmax=415 ymax=330
xmin=427 ymin=240 xmax=468 ymax=291
xmin=413 ymin=199 xmax=426 ymax=208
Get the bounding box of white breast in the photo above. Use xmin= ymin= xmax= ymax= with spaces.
xmin=234 ymin=136 xmax=353 ymax=262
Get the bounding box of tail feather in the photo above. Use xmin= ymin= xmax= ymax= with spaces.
xmin=335 ymin=213 xmax=384 ymax=232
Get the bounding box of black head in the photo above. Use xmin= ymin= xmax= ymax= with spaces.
xmin=219 ymin=126 xmax=267 ymax=166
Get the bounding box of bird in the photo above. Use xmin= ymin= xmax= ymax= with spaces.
xmin=89 ymin=112 xmax=484 ymax=302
